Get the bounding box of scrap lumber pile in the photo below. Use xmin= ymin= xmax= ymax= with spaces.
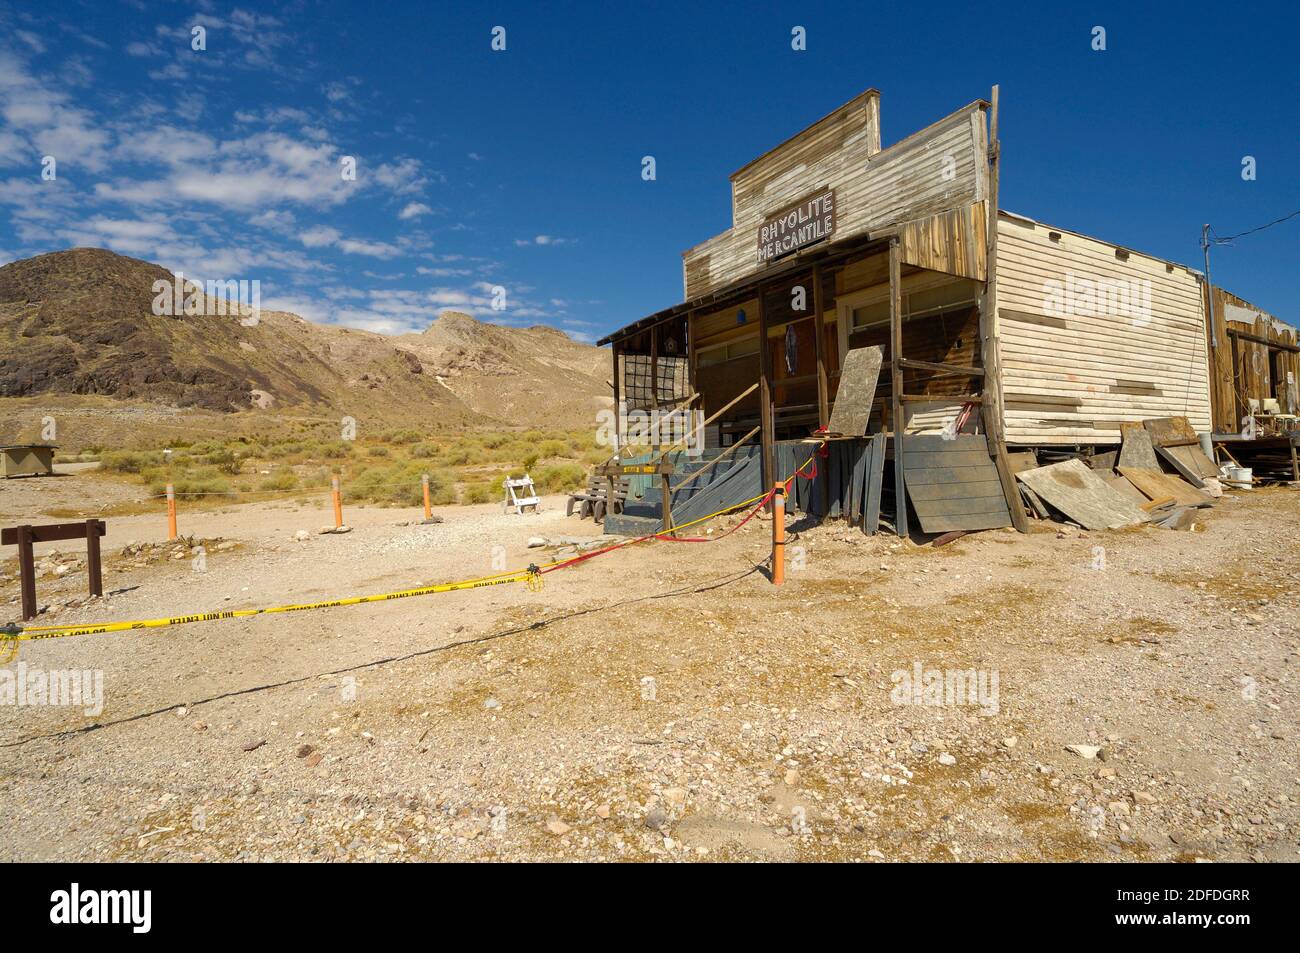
xmin=1012 ymin=417 xmax=1219 ymax=532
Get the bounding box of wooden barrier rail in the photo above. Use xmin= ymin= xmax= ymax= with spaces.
xmin=2 ymin=520 xmax=106 ymax=621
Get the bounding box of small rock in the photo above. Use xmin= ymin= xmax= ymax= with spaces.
xmin=527 ymin=537 xmax=547 ymax=548
xmin=644 ymin=807 xmax=669 ymax=830
xmin=1001 ymin=737 xmax=1018 ymax=749
xmin=594 ymin=804 xmax=611 ymax=819
xmin=1065 ymin=744 xmax=1102 ymax=760
xmin=484 ymin=698 xmax=501 ymax=710
xmin=242 ymin=739 xmax=265 ymax=752
xmin=545 ymin=818 xmax=571 ymax=836
xmin=938 ymin=753 xmax=957 ymax=766
xmin=296 ymin=744 xmax=315 ymax=758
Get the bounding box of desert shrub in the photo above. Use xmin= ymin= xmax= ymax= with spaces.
xmin=410 ymin=442 xmax=436 ymax=459
xmin=147 ymin=469 xmax=233 ymax=499
xmin=461 ymin=481 xmax=495 ymax=504
xmin=346 ymin=462 xmax=454 ymax=507
xmin=381 ymin=428 xmax=422 ymax=445
xmin=537 ymin=439 xmax=568 ymax=459
xmin=367 ymin=445 xmax=390 ymax=457
xmin=100 ymin=450 xmax=163 ymax=473
xmin=444 ymin=444 xmax=475 ymax=466
xmin=533 ymin=462 xmax=585 ymax=493
xmin=258 ymin=470 xmax=299 ymax=492
xmin=522 ymin=452 xmax=539 ymax=470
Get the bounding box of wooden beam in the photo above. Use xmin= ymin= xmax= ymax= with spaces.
xmin=900 ymin=393 xmax=982 ymax=404
xmin=649 ymin=382 xmax=758 ymax=464
xmin=611 ymin=343 xmax=622 ymax=453
xmin=889 ymin=238 xmax=907 ymax=539
xmin=758 ymin=285 xmax=775 ymax=506
xmin=812 ymin=264 xmax=829 ymax=429
xmin=979 ymin=84 xmax=1029 ymax=534
xmin=1227 ymin=327 xmax=1300 ymax=353
xmin=898 ymin=358 xmax=986 ymax=378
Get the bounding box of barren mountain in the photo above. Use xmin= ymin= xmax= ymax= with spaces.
xmin=0 ymin=248 xmax=609 ymax=441
xmin=395 ymin=311 xmax=610 ymax=431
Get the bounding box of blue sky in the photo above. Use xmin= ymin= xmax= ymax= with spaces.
xmin=0 ymin=0 xmax=1295 ymax=342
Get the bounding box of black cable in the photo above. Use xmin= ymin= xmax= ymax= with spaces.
xmin=1210 ymin=209 xmax=1300 ymax=245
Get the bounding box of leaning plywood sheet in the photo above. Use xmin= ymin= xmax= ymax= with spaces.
xmin=1016 ymin=459 xmax=1150 ymax=530
xmin=1105 ymin=474 xmax=1152 ymax=507
xmin=1118 ymin=423 xmax=1160 ymax=471
xmin=1142 ymin=416 xmax=1199 ymax=448
xmin=1156 ymin=444 xmax=1216 ymax=485
xmin=1142 ymin=415 xmax=1217 ymax=483
xmin=903 ymin=434 xmax=1012 ymax=533
xmin=1117 ymin=466 xmax=1212 ymax=508
xmin=826 ymin=346 xmax=883 ymax=437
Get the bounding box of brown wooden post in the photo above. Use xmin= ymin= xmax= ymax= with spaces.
xmin=609 ymin=342 xmax=621 ymax=513
xmin=811 ymin=264 xmax=829 ymax=429
xmin=660 ymin=472 xmax=674 ymax=536
xmin=85 ymin=519 xmax=103 ymax=598
xmin=757 ymin=286 xmax=775 ymax=508
xmin=889 ymin=239 xmax=908 ymax=539
xmin=980 ymin=84 xmax=1030 ymax=534
xmin=17 ymin=524 xmax=36 ymax=621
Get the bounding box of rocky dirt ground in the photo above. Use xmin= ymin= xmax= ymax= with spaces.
xmin=0 ymin=470 xmax=1296 ymax=863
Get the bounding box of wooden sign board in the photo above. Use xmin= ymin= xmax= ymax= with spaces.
xmin=596 ymin=463 xmax=675 ymax=477
xmin=757 ymin=188 xmax=836 ymax=264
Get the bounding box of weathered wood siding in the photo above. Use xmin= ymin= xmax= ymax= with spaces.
xmin=994 ymin=212 xmax=1213 ymax=445
xmin=897 ymin=202 xmax=987 ymax=281
xmin=683 ymin=98 xmax=988 ymax=299
xmin=1207 ymin=286 xmax=1300 ymax=430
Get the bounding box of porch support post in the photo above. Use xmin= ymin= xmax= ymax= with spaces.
xmin=889 ymin=238 xmax=908 ymax=539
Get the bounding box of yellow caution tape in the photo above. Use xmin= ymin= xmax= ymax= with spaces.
xmin=3 ymin=566 xmax=538 ymax=647
xmin=1 ymin=443 xmax=823 ymax=656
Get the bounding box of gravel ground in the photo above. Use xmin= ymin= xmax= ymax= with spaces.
xmin=0 ymin=472 xmax=1296 ymax=863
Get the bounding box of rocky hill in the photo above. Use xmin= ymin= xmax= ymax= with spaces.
xmin=0 ymin=248 xmax=610 ymax=441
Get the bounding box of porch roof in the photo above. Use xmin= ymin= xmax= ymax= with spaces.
xmin=596 ymin=232 xmax=887 ymax=348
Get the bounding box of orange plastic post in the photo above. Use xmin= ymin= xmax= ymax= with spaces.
xmin=166 ymin=483 xmax=177 ymax=541
xmin=422 ymin=473 xmax=432 ymax=520
xmin=332 ymin=475 xmax=343 ymax=529
xmin=772 ymin=483 xmax=785 ymax=586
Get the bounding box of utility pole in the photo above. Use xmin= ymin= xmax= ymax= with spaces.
xmin=1201 ymin=223 xmax=1217 ymax=349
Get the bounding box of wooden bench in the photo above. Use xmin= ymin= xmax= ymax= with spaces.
xmin=567 ymin=476 xmax=629 ymax=523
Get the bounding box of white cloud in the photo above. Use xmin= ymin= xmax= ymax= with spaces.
xmin=299 ymin=225 xmax=342 ymax=247
xmin=398 ymin=202 xmax=432 ymax=220
xmin=15 ymin=30 xmax=46 ymax=54
xmin=514 ymin=234 xmax=573 ymax=247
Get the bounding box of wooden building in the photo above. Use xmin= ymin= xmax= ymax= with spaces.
xmin=597 ymin=87 xmax=1295 ymax=536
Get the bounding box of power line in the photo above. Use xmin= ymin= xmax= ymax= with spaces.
xmin=1208 ymin=209 xmax=1300 ymax=245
